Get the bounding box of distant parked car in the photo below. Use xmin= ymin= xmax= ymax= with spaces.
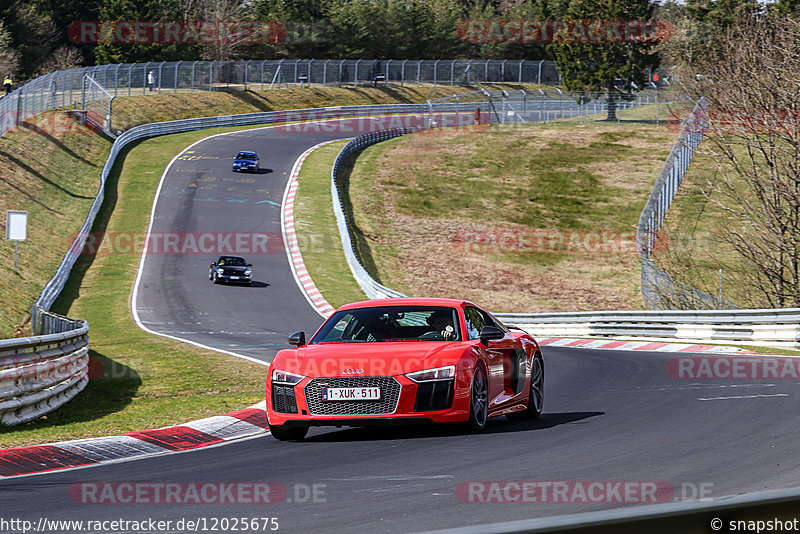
xmin=209 ymin=255 xmax=252 ymax=285
xmin=232 ymin=151 xmax=260 ymax=173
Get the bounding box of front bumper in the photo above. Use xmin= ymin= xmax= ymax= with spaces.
xmin=233 ymin=163 xmax=258 ymax=172
xmin=266 ymin=373 xmax=470 ymax=427
xmin=217 ymin=273 xmax=251 ymax=283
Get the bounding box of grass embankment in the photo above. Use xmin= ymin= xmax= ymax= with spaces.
xmin=653 ymin=146 xmax=768 ymax=309
xmin=337 ymin=117 xmax=678 ymax=312
xmin=111 ymin=84 xmax=546 ymax=131
xmin=0 ymin=113 xmax=112 ymax=338
xmin=1 ymin=126 xmax=272 ymax=447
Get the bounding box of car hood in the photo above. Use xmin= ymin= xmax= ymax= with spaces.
xmin=274 ymin=342 xmax=470 ymax=378
xmin=219 ymin=265 xmax=249 ymax=272
xmin=234 ymin=158 xmax=257 ymax=164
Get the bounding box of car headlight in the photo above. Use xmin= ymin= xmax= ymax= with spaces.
xmin=272 ymin=369 xmax=305 ymax=385
xmin=216 ymin=267 xmax=224 ymax=274
xmin=406 ymin=365 xmax=456 ymax=382
xmin=244 ymin=268 xmax=252 ymax=276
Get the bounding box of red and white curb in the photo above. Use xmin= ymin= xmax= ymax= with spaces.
xmin=0 ymin=401 xmax=268 ymax=479
xmin=281 ymin=140 xmax=346 ymax=319
xmin=537 ymin=337 xmax=756 ymax=354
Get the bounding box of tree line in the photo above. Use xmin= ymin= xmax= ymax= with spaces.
xmin=0 ymin=0 xmax=792 ymax=81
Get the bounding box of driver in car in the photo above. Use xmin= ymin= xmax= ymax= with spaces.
xmin=426 ymin=311 xmax=456 ymax=341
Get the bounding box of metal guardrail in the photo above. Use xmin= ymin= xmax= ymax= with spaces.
xmin=330 ymin=129 xmax=415 ymax=300
xmin=494 ymin=308 xmax=800 ymax=348
xmin=423 ymin=485 xmax=800 ymax=534
xmin=0 ymin=312 xmax=89 ymax=426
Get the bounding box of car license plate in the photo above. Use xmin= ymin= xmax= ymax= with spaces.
xmin=229 ymin=275 xmax=240 ymax=279
xmin=322 ymin=387 xmax=380 ymax=401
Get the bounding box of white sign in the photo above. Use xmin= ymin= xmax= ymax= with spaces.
xmin=6 ymin=210 xmax=27 ymax=241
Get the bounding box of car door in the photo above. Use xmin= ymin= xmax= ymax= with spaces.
xmin=464 ymin=306 xmax=517 ymax=410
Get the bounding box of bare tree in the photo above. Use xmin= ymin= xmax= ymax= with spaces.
xmin=682 ymin=15 xmax=800 ymax=307
xmin=177 ymin=0 xmax=250 ymax=60
xmin=37 ymin=46 xmax=84 ymax=75
xmin=0 ymin=21 xmax=19 ymax=78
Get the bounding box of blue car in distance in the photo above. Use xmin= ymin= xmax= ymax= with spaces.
xmin=232 ymin=151 xmax=260 ymax=172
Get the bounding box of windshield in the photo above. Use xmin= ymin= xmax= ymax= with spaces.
xmin=310 ymin=306 xmax=462 ymax=343
xmin=217 ymin=256 xmax=247 ymax=266
xmin=236 ymin=152 xmax=257 ymax=160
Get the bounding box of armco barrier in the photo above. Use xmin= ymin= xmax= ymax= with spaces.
xmin=0 ymin=313 xmax=89 ymax=426
xmin=493 ymin=308 xmax=800 ymax=349
xmin=330 ymin=129 xmax=415 ymax=299
xmin=422 ymin=485 xmax=800 ymax=534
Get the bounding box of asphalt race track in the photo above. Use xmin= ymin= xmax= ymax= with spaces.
xmin=131 ymin=125 xmax=341 ymax=362
xmin=4 ymin=346 xmax=800 ymax=532
xmin=3 ymin=118 xmax=800 ymax=533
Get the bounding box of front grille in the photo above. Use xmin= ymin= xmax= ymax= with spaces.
xmin=304 ymin=377 xmax=401 ymax=416
xmin=272 ymin=384 xmax=298 ymax=414
xmin=414 ymin=380 xmax=455 ymax=412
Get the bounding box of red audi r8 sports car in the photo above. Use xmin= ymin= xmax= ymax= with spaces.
xmin=265 ymin=298 xmax=544 ymax=441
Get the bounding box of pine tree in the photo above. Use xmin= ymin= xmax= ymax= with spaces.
xmin=551 ymin=0 xmax=660 ymax=120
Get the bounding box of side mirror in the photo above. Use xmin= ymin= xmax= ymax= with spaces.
xmin=479 ymin=326 xmax=505 ymax=345
xmin=288 ymin=331 xmax=306 ymax=347
xmin=247 ymin=263 xmax=252 ymax=267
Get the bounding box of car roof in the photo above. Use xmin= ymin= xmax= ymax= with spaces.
xmin=335 ymin=297 xmax=475 ymax=312
xmin=236 ymin=151 xmax=257 ymax=156
xmin=218 ymin=255 xmax=246 ymax=260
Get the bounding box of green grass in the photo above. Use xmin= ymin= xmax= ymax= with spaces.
xmin=0 ymin=125 xmax=271 ymax=447
xmin=340 ymin=116 xmax=678 ymax=312
xmin=293 ymin=141 xmax=367 ymax=307
xmin=0 ymin=113 xmax=112 ymax=338
xmin=653 ymin=141 xmax=767 ymax=308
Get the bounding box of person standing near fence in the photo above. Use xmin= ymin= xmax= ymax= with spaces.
xmin=147 ymin=70 xmax=155 ymax=92
xmin=3 ymin=75 xmax=11 ymax=95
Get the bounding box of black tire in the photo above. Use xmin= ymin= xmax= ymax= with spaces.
xmin=269 ymin=424 xmax=308 ymax=441
xmin=511 ymin=354 xmax=544 ymax=419
xmin=468 ymin=365 xmax=489 ymax=431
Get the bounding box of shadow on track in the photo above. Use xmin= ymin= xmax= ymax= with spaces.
xmin=301 ymin=411 xmax=605 ymax=443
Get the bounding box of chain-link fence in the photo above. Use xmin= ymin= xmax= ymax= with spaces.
xmin=0 ymin=59 xmax=561 ymax=139
xmin=635 ymin=97 xmax=735 ymax=310
xmin=428 ymin=88 xmax=675 ymax=125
